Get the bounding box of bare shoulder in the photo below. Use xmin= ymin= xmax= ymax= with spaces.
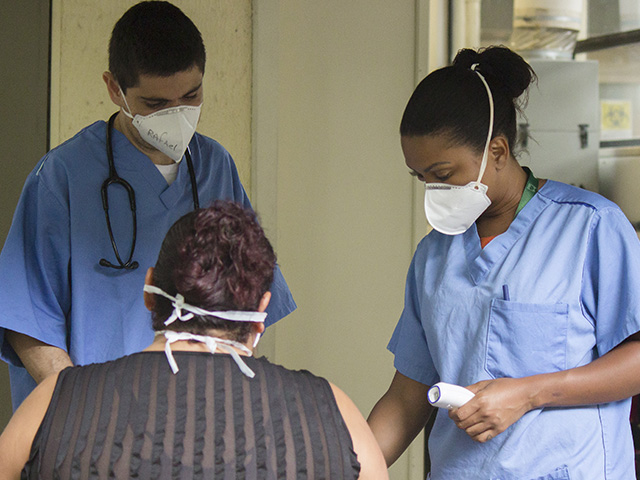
xmin=330 ymin=383 xmax=389 ymax=480
xmin=0 ymin=373 xmax=59 ymax=480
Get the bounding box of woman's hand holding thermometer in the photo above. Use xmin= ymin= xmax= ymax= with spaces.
xmin=428 ymin=382 xmax=475 ymax=409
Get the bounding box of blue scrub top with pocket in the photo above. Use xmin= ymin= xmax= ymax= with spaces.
xmin=389 ymin=180 xmax=640 ymax=480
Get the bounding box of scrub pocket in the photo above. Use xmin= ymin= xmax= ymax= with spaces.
xmin=485 ymin=298 xmax=569 ymax=379
xmin=528 ymin=465 xmax=570 ymax=480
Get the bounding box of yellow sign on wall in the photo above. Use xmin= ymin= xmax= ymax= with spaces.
xmin=601 ymin=100 xmax=632 ymax=140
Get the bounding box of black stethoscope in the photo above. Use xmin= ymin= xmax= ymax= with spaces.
xmin=100 ymin=112 xmax=200 ymax=270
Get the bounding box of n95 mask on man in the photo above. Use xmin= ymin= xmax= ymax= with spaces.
xmin=120 ymin=87 xmax=201 ymax=162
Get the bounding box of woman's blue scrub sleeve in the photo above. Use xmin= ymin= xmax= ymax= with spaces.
xmin=388 ymin=252 xmax=439 ymax=387
xmin=581 ymin=207 xmax=640 ymax=357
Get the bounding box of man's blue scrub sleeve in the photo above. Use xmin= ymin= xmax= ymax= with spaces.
xmin=581 ymin=207 xmax=640 ymax=356
xmin=265 ymin=265 xmax=296 ymax=328
xmin=0 ymin=162 xmax=70 ymax=366
xmin=388 ymin=248 xmax=438 ymax=387
xmin=215 ymin=146 xmax=296 ymax=326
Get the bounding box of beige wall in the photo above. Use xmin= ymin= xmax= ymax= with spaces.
xmin=50 ymin=0 xmax=253 ymax=185
xmin=0 ymin=0 xmax=51 ymax=432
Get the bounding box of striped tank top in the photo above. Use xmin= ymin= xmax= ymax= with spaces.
xmin=22 ymin=351 xmax=361 ymax=479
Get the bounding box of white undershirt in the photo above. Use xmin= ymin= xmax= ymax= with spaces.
xmin=155 ymin=162 xmax=180 ymax=185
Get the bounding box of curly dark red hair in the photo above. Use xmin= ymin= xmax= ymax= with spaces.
xmin=151 ymin=201 xmax=276 ymax=341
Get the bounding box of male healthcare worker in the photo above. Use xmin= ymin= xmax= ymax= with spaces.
xmin=0 ymin=1 xmax=296 ymax=409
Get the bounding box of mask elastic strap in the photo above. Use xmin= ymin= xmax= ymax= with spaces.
xmin=470 ymin=64 xmax=494 ymax=186
xmin=118 ymin=85 xmax=135 ymax=120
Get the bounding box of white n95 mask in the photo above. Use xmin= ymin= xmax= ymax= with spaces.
xmin=120 ymin=88 xmax=201 ymax=162
xmin=423 ymin=64 xmax=494 ymax=235
xmin=424 ymin=182 xmax=491 ymax=235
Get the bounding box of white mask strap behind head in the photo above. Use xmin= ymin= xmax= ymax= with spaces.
xmin=159 ymin=330 xmax=256 ymax=377
xmin=143 ymin=284 xmax=267 ymax=326
xmin=470 ymin=64 xmax=494 ymax=185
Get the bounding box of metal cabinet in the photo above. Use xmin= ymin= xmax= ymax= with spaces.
xmin=517 ymin=59 xmax=600 ymax=191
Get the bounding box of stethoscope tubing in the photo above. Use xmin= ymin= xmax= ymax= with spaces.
xmin=100 ymin=112 xmax=199 ymax=270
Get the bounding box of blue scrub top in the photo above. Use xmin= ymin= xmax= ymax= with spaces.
xmin=390 ymin=180 xmax=640 ymax=479
xmin=0 ymin=121 xmax=296 ymax=408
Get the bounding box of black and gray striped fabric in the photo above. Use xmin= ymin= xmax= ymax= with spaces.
xmin=22 ymin=351 xmax=361 ymax=479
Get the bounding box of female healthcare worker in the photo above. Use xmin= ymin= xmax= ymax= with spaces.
xmin=368 ymin=46 xmax=640 ymax=479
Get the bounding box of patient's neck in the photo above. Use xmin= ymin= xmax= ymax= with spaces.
xmin=143 ymin=330 xmax=254 ymax=356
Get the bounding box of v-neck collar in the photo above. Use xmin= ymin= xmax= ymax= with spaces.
xmin=463 ymin=181 xmax=551 ymax=285
xmin=109 ymin=124 xmax=195 ymax=210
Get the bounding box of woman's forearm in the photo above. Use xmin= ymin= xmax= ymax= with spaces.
xmin=0 ymin=373 xmax=59 ymax=479
xmin=452 ymin=332 xmax=640 ymax=443
xmin=529 ymin=332 xmax=640 ymax=409
xmin=367 ymin=371 xmax=433 ymax=466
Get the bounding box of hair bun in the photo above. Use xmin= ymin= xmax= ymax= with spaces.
xmin=452 ymin=46 xmax=535 ymax=101
xmin=452 ymin=49 xmax=481 ymax=70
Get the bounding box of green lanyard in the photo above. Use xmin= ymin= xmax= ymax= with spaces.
xmin=514 ymin=167 xmax=539 ymax=218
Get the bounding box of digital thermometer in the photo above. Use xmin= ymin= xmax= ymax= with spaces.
xmin=427 ymin=382 xmax=475 ymax=409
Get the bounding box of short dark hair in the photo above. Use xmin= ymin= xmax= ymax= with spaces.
xmin=151 ymin=201 xmax=276 ymax=342
xmin=400 ymin=46 xmax=536 ymax=154
xmin=108 ymin=1 xmax=206 ymax=92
